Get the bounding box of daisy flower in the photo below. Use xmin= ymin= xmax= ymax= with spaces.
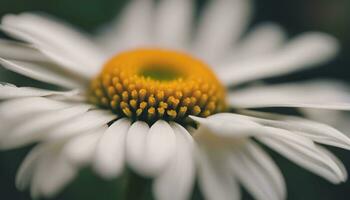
xmin=0 ymin=0 xmax=350 ymax=200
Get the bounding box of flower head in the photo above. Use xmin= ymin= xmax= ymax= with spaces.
xmin=0 ymin=0 xmax=349 ymax=200
xmin=88 ymin=48 xmax=226 ymax=125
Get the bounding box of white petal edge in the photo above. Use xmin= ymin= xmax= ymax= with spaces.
xmin=217 ymin=32 xmax=339 ymax=85
xmin=2 ymin=13 xmax=106 ymax=75
xmin=96 ymin=0 xmax=154 ymax=54
xmin=0 ymin=83 xmax=79 ymax=99
xmin=225 ymin=22 xmax=287 ymax=61
xmin=0 ymin=104 xmax=91 ymax=149
xmin=126 ymin=120 xmax=177 ymax=177
xmin=228 ymin=141 xmax=286 ymax=200
xmin=0 ymin=97 xmax=72 ymax=121
xmin=257 ymin=127 xmax=347 ymax=184
xmin=193 ymin=0 xmax=252 ymax=62
xmin=228 ymin=80 xmax=350 ymax=110
xmin=30 ymin=146 xmax=77 ymax=198
xmin=194 ymin=113 xmax=347 ymax=183
xmin=0 ymin=57 xmax=81 ymax=88
xmin=196 ymin=147 xmax=240 ymax=200
xmin=154 ymin=0 xmax=193 ymax=49
xmin=153 ymin=122 xmax=195 ymax=200
xmin=93 ymin=118 xmax=131 ymax=179
xmin=301 ymin=109 xmax=350 ymax=135
xmin=142 ymin=120 xmax=176 ymax=176
xmin=16 ymin=144 xmax=48 ymax=191
xmin=63 ymin=126 xmax=107 ymax=166
xmin=0 ymin=39 xmax=49 ymax=62
xmin=126 ymin=121 xmax=149 ymax=175
xmin=46 ymin=110 xmax=115 ymax=140
xmin=190 ymin=113 xmax=263 ymax=138
xmin=240 ymin=110 xmax=350 ymax=150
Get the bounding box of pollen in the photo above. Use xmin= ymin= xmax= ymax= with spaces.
xmin=88 ymin=49 xmax=226 ymax=125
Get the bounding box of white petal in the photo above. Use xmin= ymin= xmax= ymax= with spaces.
xmin=97 ymin=0 xmax=154 ymax=54
xmin=196 ymin=147 xmax=240 ymax=200
xmin=228 ymin=23 xmax=286 ymax=60
xmin=0 ymin=39 xmax=90 ymax=84
xmin=63 ymin=127 xmax=106 ymax=166
xmin=317 ymin=146 xmax=348 ymax=181
xmin=126 ymin=120 xmax=177 ymax=177
xmin=193 ymin=0 xmax=252 ymax=61
xmin=16 ymin=144 xmax=48 ymax=191
xmin=0 ymin=104 xmax=91 ymax=149
xmin=154 ymin=0 xmax=193 ymax=48
xmin=228 ymin=80 xmax=350 ymax=110
xmin=2 ymin=13 xmax=106 ymax=75
xmin=0 ymin=39 xmax=49 ymax=62
xmin=0 ymin=58 xmax=82 ymax=88
xmin=94 ymin=118 xmax=131 ymax=179
xmin=30 ymin=147 xmax=77 ymax=198
xmin=301 ymin=109 xmax=350 ymax=135
xmin=0 ymin=97 xmax=72 ymax=120
xmin=153 ymin=123 xmax=195 ymax=200
xmin=218 ymin=32 xmax=339 ymax=85
xmin=142 ymin=120 xmax=176 ymax=176
xmin=46 ymin=110 xmax=115 ymax=140
xmin=257 ymin=127 xmax=346 ymax=184
xmin=241 ymin=110 xmax=350 ymax=150
xmin=228 ymin=141 xmax=285 ymax=200
xmin=126 ymin=121 xmax=149 ymax=175
xmin=190 ymin=113 xmax=262 ymax=138
xmin=0 ymin=83 xmax=78 ymax=99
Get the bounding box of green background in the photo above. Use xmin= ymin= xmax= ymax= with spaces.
xmin=0 ymin=0 xmax=350 ymax=199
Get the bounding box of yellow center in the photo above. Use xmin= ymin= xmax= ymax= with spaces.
xmin=88 ymin=49 xmax=226 ymax=125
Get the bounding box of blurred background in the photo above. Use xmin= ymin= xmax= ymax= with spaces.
xmin=0 ymin=0 xmax=350 ymax=199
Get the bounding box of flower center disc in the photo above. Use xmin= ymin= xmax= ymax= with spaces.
xmin=88 ymin=48 xmax=226 ymax=125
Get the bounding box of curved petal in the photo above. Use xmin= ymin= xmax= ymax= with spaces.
xmin=126 ymin=121 xmax=149 ymax=174
xmin=154 ymin=0 xmax=193 ymax=48
xmin=240 ymin=110 xmax=350 ymax=150
xmin=0 ymin=58 xmax=82 ymax=88
xmin=193 ymin=0 xmax=252 ymax=61
xmin=190 ymin=113 xmax=262 ymax=138
xmin=228 ymin=80 xmax=350 ymax=110
xmin=0 ymin=39 xmax=49 ymax=62
xmin=301 ymin=109 xmax=350 ymax=135
xmin=317 ymin=146 xmax=348 ymax=181
xmin=16 ymin=144 xmax=48 ymax=191
xmin=0 ymin=39 xmax=89 ymax=87
xmin=126 ymin=120 xmax=177 ymax=177
xmin=194 ymin=112 xmax=347 ymax=183
xmin=142 ymin=120 xmax=176 ymax=176
xmin=0 ymin=83 xmax=79 ymax=99
xmin=93 ymin=118 xmax=131 ymax=179
xmin=1 ymin=13 xmax=106 ymax=75
xmin=196 ymin=147 xmax=240 ymax=200
xmin=228 ymin=141 xmax=285 ymax=200
xmin=227 ymin=22 xmax=286 ymax=60
xmin=153 ymin=122 xmax=195 ymax=200
xmin=0 ymin=97 xmax=72 ymax=121
xmin=218 ymin=32 xmax=339 ymax=85
xmin=0 ymin=104 xmax=91 ymax=149
xmin=97 ymin=0 xmax=154 ymax=54
xmin=257 ymin=127 xmax=347 ymax=184
xmin=30 ymin=147 xmax=77 ymax=199
xmin=46 ymin=110 xmax=115 ymax=140
xmin=63 ymin=127 xmax=106 ymax=166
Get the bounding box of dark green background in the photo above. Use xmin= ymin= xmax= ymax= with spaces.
xmin=0 ymin=0 xmax=350 ymax=199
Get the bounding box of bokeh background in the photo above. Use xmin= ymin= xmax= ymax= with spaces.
xmin=0 ymin=0 xmax=350 ymax=199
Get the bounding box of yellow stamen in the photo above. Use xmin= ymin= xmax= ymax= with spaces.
xmin=88 ymin=48 xmax=226 ymax=124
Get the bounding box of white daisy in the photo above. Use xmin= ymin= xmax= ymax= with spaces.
xmin=0 ymin=0 xmax=349 ymax=200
